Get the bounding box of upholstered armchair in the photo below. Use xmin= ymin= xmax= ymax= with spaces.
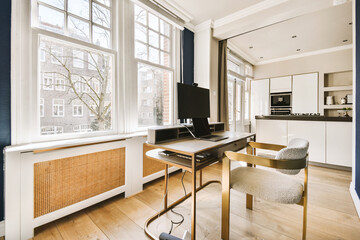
xmin=221 ymin=138 xmax=309 ymax=240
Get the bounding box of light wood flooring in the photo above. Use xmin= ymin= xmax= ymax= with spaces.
xmin=32 ymin=162 xmax=360 ymax=240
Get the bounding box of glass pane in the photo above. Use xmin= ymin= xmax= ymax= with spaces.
xmin=38 ymin=5 xmax=64 ymax=34
xmin=39 ymin=0 xmax=64 ymax=9
xmin=68 ymin=0 xmax=89 ymax=20
xmin=148 ymin=13 xmax=159 ymax=31
xmin=96 ymin=0 xmax=110 ymax=7
xmin=134 ymin=5 xmax=147 ymax=25
xmin=149 ymin=30 xmax=159 ymax=48
xmin=245 ymin=92 xmax=249 ymax=120
xmin=228 ymin=81 xmax=234 ymax=122
xmin=160 ymin=19 xmax=170 ymax=36
xmin=39 ymin=36 xmax=113 ymax=135
xmin=135 ymin=23 xmax=147 ymax=43
xmin=68 ymin=16 xmax=90 ymax=42
xmin=93 ymin=25 xmax=110 ymax=48
xmin=149 ymin=47 xmax=159 ymax=64
xmin=236 ymin=83 xmax=241 ymax=121
xmin=138 ymin=63 xmax=172 ymax=127
xmin=135 ymin=41 xmax=147 ymax=60
xmin=92 ymin=2 xmax=111 ymax=28
xmin=160 ymin=51 xmax=170 ymax=67
xmin=160 ymin=36 xmax=170 ymax=52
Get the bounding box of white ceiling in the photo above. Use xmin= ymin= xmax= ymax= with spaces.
xmin=228 ymin=2 xmax=352 ymax=63
xmin=172 ymin=0 xmax=265 ymax=25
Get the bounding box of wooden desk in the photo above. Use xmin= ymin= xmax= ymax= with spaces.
xmin=144 ymin=131 xmax=255 ymax=240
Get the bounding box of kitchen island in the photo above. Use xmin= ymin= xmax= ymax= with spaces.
xmin=255 ymin=115 xmax=352 ymax=168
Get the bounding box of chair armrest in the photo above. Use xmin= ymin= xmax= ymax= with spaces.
xmin=248 ymin=142 xmax=286 ymax=151
xmin=224 ymin=151 xmax=307 ymax=170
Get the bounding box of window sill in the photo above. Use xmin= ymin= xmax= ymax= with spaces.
xmin=5 ymin=131 xmax=148 ymax=153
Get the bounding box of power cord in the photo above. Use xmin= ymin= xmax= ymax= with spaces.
xmin=168 ymin=171 xmax=187 ymax=234
xmin=157 ymin=170 xmax=187 ymax=235
xmin=181 ymin=124 xmax=198 ymax=139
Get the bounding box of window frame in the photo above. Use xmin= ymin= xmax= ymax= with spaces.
xmin=72 ymin=103 xmax=84 ymax=117
xmin=52 ymin=98 xmax=65 ymax=117
xmin=132 ymin=3 xmax=177 ymax=131
xmin=34 ymin=0 xmax=113 ymax=49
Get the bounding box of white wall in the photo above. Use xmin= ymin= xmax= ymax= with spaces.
xmin=254 ymin=48 xmax=352 ymax=79
xmin=194 ymin=22 xmax=219 ymax=122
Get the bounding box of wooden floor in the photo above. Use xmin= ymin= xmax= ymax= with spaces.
xmin=32 ymin=162 xmax=360 ymax=240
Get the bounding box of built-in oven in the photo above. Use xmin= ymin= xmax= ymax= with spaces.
xmin=270 ymin=92 xmax=292 ymax=108
xmin=271 ymin=107 xmax=292 ymax=115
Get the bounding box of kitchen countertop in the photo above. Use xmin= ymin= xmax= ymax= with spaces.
xmin=255 ymin=115 xmax=352 ymax=122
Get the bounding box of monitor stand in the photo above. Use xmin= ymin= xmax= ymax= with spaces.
xmin=192 ymin=118 xmax=228 ymax=142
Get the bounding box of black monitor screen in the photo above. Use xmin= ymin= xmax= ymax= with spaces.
xmin=177 ymin=83 xmax=210 ymax=119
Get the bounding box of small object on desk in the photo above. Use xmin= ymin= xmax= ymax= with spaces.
xmin=159 ymin=150 xmax=176 ymax=156
xmin=176 ymin=153 xmax=213 ymax=162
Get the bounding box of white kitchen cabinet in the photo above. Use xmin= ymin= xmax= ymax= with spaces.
xmin=270 ymin=76 xmax=292 ymax=93
xmin=326 ymin=122 xmax=352 ymax=167
xmin=250 ymin=79 xmax=270 ymax=132
xmin=292 ymin=73 xmax=318 ymax=114
xmin=288 ymin=121 xmax=326 ymax=163
xmin=256 ymin=120 xmax=288 ymax=145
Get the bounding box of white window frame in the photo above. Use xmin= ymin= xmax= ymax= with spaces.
xmin=41 ymin=126 xmax=64 ymax=135
xmin=52 ymin=98 xmax=65 ymax=117
xmin=42 ymin=72 xmax=54 ymax=90
xmin=34 ymin=0 xmax=113 ymax=49
xmin=73 ymin=104 xmax=84 ymax=117
xmin=55 ymin=74 xmax=66 ymax=91
xmin=50 ymin=46 xmax=63 ymax=65
xmin=132 ymin=3 xmax=178 ymax=131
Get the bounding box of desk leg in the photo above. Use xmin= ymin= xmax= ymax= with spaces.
xmin=191 ymin=156 xmax=196 ymax=240
xmin=199 ymin=169 xmax=203 ymax=187
xmin=221 ymin=157 xmax=230 ymax=240
xmin=164 ymin=164 xmax=168 ymax=209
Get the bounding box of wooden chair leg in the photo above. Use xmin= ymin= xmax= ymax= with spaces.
xmin=246 ymin=194 xmax=253 ymax=210
xmin=302 ymin=166 xmax=308 ymax=240
xmin=221 ymin=157 xmax=231 ymax=240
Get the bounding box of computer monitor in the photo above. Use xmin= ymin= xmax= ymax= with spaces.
xmin=177 ymin=83 xmax=210 ymax=119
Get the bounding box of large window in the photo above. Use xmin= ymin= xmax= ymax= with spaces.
xmin=227 ymin=51 xmax=253 ymax=132
xmin=34 ymin=0 xmax=115 ymax=136
xmin=134 ymin=4 xmax=174 ymax=128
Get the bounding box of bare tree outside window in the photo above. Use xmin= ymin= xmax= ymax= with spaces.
xmin=39 ymin=37 xmax=113 ymax=135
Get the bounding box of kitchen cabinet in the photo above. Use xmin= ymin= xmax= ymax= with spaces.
xmin=288 ymin=121 xmax=326 ymax=163
xmin=250 ymin=79 xmax=269 ymax=132
xmin=326 ymin=122 xmax=352 ymax=167
xmin=270 ymin=76 xmax=292 ymax=93
xmin=292 ymin=73 xmax=318 ymax=114
xmin=256 ymin=119 xmax=288 ymax=145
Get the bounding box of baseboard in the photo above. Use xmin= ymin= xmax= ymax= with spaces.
xmin=350 ymin=182 xmax=360 ymax=217
xmin=0 ymin=220 xmax=4 ymax=237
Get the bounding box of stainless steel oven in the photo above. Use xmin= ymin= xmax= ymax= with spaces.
xmin=271 ymin=92 xmax=292 ymax=108
xmin=271 ymin=107 xmax=292 ymax=115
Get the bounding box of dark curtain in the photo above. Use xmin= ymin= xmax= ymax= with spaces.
xmin=0 ymin=0 xmax=11 ymax=220
xmin=218 ymin=40 xmax=229 ymax=130
xmin=180 ymin=28 xmax=194 ymax=85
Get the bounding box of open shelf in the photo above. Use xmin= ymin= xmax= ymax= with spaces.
xmin=323 ymin=86 xmax=352 ymax=92
xmin=323 ymin=104 xmax=353 ymax=110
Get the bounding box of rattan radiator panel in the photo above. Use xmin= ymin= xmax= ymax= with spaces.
xmin=143 ymin=144 xmax=165 ymax=177
xmin=34 ymin=148 xmax=125 ymax=218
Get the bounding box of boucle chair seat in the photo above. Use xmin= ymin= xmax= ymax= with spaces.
xmin=231 ymin=167 xmax=303 ymax=204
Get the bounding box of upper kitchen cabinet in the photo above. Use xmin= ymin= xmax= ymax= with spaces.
xmin=270 ymin=76 xmax=292 ymax=93
xmin=292 ymin=73 xmax=319 ymax=113
xmin=250 ymin=79 xmax=269 ymax=131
